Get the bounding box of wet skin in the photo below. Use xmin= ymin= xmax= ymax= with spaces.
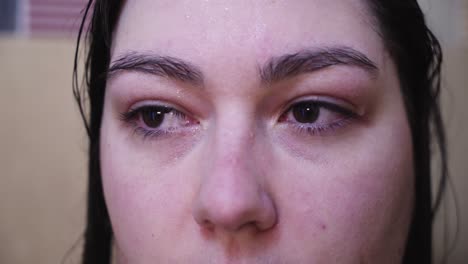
xmin=100 ymin=0 xmax=414 ymax=263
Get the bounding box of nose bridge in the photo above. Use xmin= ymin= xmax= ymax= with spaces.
xmin=209 ymin=101 xmax=258 ymax=171
xmin=215 ymin=119 xmax=254 ymax=168
xmin=192 ymin=108 xmax=277 ymax=233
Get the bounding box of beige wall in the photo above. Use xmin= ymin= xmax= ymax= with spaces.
xmin=0 ymin=2 xmax=467 ymax=263
xmin=0 ymin=38 xmax=86 ymax=263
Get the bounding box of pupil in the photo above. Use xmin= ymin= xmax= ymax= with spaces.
xmin=292 ymin=103 xmax=320 ymax=123
xmin=142 ymin=107 xmax=168 ymax=128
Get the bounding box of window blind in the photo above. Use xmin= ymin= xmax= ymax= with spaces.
xmin=28 ymin=0 xmax=88 ymax=36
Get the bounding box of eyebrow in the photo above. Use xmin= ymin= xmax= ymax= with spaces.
xmin=107 ymin=46 xmax=378 ymax=87
xmin=260 ymin=46 xmax=379 ymax=83
xmin=107 ymin=51 xmax=204 ymax=85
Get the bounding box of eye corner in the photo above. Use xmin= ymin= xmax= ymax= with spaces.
xmin=119 ymin=108 xmax=138 ymax=122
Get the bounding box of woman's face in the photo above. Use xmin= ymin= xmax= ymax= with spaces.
xmin=100 ymin=0 xmax=414 ymax=263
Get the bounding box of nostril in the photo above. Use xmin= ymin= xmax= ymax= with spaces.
xmin=195 ymin=200 xmax=276 ymax=233
xmin=237 ymin=221 xmax=260 ymax=232
xmin=192 ymin=151 xmax=278 ymax=235
xmin=201 ymin=220 xmax=215 ymax=231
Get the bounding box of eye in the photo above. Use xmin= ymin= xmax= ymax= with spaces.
xmin=279 ymin=99 xmax=357 ymax=135
xmin=120 ymin=104 xmax=198 ymax=139
xmin=291 ymin=102 xmax=320 ymax=124
xmin=140 ymin=106 xmax=170 ymax=128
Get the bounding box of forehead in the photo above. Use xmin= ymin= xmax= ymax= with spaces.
xmin=112 ymin=0 xmax=383 ymax=67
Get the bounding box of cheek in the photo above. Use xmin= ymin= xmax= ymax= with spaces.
xmin=272 ymin=109 xmax=414 ymax=260
xmin=100 ymin=112 xmax=199 ymax=260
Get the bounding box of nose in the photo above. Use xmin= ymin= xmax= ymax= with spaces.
xmin=192 ymin=131 xmax=277 ymax=234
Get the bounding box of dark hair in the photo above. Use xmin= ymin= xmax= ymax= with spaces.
xmin=73 ymin=1 xmax=448 ymax=263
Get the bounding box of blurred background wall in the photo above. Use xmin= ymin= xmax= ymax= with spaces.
xmin=0 ymin=1 xmax=87 ymax=263
xmin=419 ymin=0 xmax=468 ymax=263
xmin=0 ymin=0 xmax=466 ymax=263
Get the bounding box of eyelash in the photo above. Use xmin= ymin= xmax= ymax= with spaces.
xmin=120 ymin=100 xmax=357 ymax=140
xmin=120 ymin=105 xmax=193 ymax=140
xmin=280 ymin=100 xmax=357 ymax=136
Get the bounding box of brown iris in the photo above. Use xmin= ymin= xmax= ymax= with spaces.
xmin=141 ymin=106 xmax=170 ymax=128
xmin=292 ymin=102 xmax=320 ymax=123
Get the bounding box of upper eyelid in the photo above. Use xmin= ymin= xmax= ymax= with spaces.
xmin=120 ymin=105 xmax=180 ymax=123
xmin=288 ymin=95 xmax=355 ymax=109
xmin=297 ymin=101 xmax=356 ymax=116
xmin=127 ymin=100 xmax=177 ymax=111
xmin=122 ymin=97 xmax=356 ymax=121
xmin=282 ymin=97 xmax=357 ymax=116
xmin=126 ymin=102 xmax=189 ymax=117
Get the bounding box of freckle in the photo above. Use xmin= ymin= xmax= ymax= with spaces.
xmin=321 ymin=223 xmax=327 ymax=230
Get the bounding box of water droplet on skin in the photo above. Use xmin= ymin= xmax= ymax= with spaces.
xmin=175 ymin=89 xmax=183 ymax=98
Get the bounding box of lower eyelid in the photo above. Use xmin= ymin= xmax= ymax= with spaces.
xmin=287 ymin=115 xmax=355 ymax=135
xmin=130 ymin=124 xmax=182 ymax=140
xmin=124 ymin=116 xmax=200 ymax=141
